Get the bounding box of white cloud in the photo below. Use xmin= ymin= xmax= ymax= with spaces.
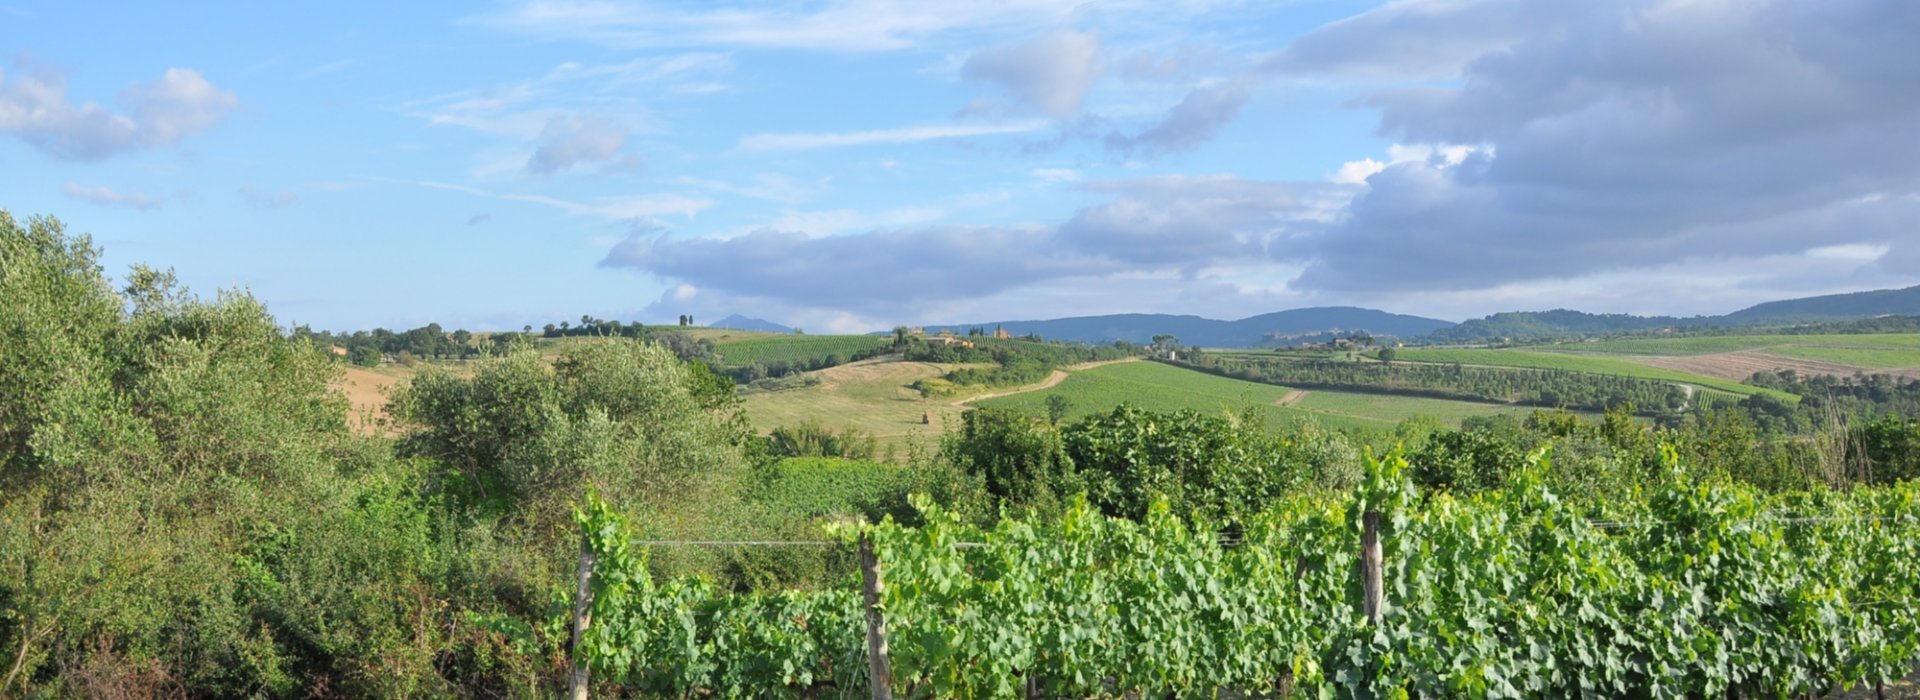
xmin=1 ymin=63 xmax=237 ymax=161
xmin=738 ymin=120 xmax=1047 ymax=151
xmin=62 ymin=183 xmax=160 ymax=210
xmin=1332 ymin=143 xmax=1484 ymax=184
xmin=1030 ymin=167 xmax=1080 ymax=183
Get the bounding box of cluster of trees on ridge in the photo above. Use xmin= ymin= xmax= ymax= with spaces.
xmin=5 ymin=210 xmax=1920 ymax=697
xmin=897 ymin=331 xmax=1143 ymax=397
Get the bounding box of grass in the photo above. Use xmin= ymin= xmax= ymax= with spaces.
xmin=1391 ymin=348 xmax=1784 ymax=399
xmin=711 ymin=334 xmax=890 ymax=366
xmin=740 ymin=360 xmax=987 ymax=456
xmin=1290 ymin=391 xmax=1547 ymax=425
xmin=1757 ymin=344 xmax=1920 ymax=369
xmin=1536 ymin=333 xmax=1920 ymax=358
xmin=977 ymin=360 xmax=1541 ymax=433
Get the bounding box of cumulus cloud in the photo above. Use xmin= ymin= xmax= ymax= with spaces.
xmin=238 ymin=187 xmax=298 ymax=209
xmin=0 ymin=62 xmax=237 ymax=161
xmin=62 ymin=183 xmax=159 ymax=211
xmin=527 ymin=115 xmax=631 ymax=174
xmin=600 ymin=226 xmax=1114 ymax=313
xmin=599 ymin=175 xmax=1348 ymax=317
xmin=963 ymin=31 xmax=1102 ymax=117
xmin=1283 ymin=0 xmax=1920 ymax=295
xmin=1062 ymin=175 xmax=1351 ymax=265
xmin=1104 ymin=78 xmax=1252 ymax=155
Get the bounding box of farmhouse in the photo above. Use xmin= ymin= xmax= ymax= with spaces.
xmin=328 ymin=345 xmax=349 ymax=357
xmin=924 ymin=336 xmax=975 ymax=348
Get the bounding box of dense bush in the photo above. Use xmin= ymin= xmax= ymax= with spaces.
xmin=2 ymin=212 xmax=459 ymax=696
xmin=943 ymin=405 xmax=1361 ymax=523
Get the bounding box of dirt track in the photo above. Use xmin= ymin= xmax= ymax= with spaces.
xmin=1634 ymin=350 xmax=1920 ymax=381
xmin=1274 ymin=389 xmax=1309 ymax=406
xmin=954 ymin=357 xmax=1142 ymax=406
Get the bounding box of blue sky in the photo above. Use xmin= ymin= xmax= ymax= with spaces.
xmin=4 ymin=1 xmax=1916 ymax=333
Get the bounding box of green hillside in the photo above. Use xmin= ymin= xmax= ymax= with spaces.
xmin=712 ymin=334 xmax=891 ymax=366
xmin=1391 ymin=348 xmax=1788 ymax=400
xmin=977 ymin=360 xmax=1539 ymax=431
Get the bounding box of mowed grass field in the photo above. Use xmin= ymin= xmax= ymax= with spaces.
xmin=1541 ymin=333 xmax=1920 ymax=364
xmin=740 ymin=359 xmax=990 ymax=455
xmin=977 ymin=360 xmax=1541 ymax=432
xmin=1390 ymin=348 xmax=1786 ymax=400
xmin=712 ymin=334 xmax=890 ymax=366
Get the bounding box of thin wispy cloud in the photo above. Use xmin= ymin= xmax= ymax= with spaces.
xmin=62 ymin=183 xmax=160 ymax=210
xmin=377 ymin=177 xmax=710 ymax=221
xmin=469 ymin=0 xmax=1094 ymax=52
xmin=739 ymin=121 xmax=1048 ymax=151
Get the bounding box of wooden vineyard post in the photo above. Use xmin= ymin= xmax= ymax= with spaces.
xmin=1278 ymin=555 xmax=1311 ymax=698
xmin=567 ymin=532 xmax=596 ymax=700
xmin=1360 ymin=510 xmax=1384 ymax=625
xmin=859 ymin=532 xmax=895 ymax=700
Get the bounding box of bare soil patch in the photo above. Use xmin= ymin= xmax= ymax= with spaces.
xmin=1274 ymin=389 xmax=1309 ymax=406
xmin=337 ymin=366 xmax=398 ymax=435
xmin=1634 ymin=350 xmax=1920 ymax=382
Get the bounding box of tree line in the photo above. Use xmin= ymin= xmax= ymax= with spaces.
xmin=1177 ymin=353 xmax=1705 ymax=419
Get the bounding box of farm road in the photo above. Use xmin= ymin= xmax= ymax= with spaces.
xmin=954 ymin=357 xmax=1142 ymax=406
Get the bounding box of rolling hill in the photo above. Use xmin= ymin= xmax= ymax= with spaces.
xmin=922 ymin=306 xmax=1454 ymax=348
xmin=710 ymin=314 xmax=794 ymax=333
xmin=1719 ymin=285 xmax=1920 ymax=325
xmin=1424 ymin=285 xmax=1920 ymax=343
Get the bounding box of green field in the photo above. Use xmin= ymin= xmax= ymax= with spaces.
xmin=741 ymin=360 xmax=986 ymax=455
xmin=712 ymin=334 xmax=890 ymax=366
xmin=1760 ymin=344 xmax=1920 ymax=369
xmin=1391 ymin=348 xmax=1784 ymax=399
xmin=1537 ymin=333 xmax=1920 ymax=359
xmin=977 ymin=360 xmax=1539 ymax=432
xmin=1289 ymin=391 xmax=1547 ymax=424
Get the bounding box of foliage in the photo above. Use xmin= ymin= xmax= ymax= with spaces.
xmin=2 ymin=212 xmax=466 ymax=697
xmin=1390 ymin=347 xmax=1781 ymax=398
xmin=906 ymin=337 xmax=1138 ymax=392
xmin=1180 ymin=353 xmax=1727 ymax=418
xmin=941 ymin=408 xmax=1075 ymax=514
xmin=767 ymin=420 xmax=879 ymax=461
xmin=1062 ymin=405 xmax=1308 ymax=524
xmin=580 ymin=456 xmax=1920 ymax=698
xmin=715 ymin=334 xmax=890 ymax=369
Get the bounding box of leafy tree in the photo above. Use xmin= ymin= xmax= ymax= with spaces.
xmin=1046 ymin=394 xmax=1072 ymax=425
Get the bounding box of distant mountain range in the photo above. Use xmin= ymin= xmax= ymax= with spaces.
xmin=703 ymin=285 xmax=1920 ymax=348
xmin=921 ymin=307 xmax=1455 ymax=348
xmin=911 ymin=285 xmax=1920 ymax=348
xmin=1426 ymin=284 xmax=1920 ymax=343
xmin=710 ymin=314 xmax=793 ymax=333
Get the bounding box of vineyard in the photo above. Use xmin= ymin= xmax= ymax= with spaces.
xmin=573 ymin=451 xmax=1920 ymax=698
xmin=1179 ymin=354 xmax=1755 ymax=416
xmin=715 ymin=334 xmax=892 ymax=367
